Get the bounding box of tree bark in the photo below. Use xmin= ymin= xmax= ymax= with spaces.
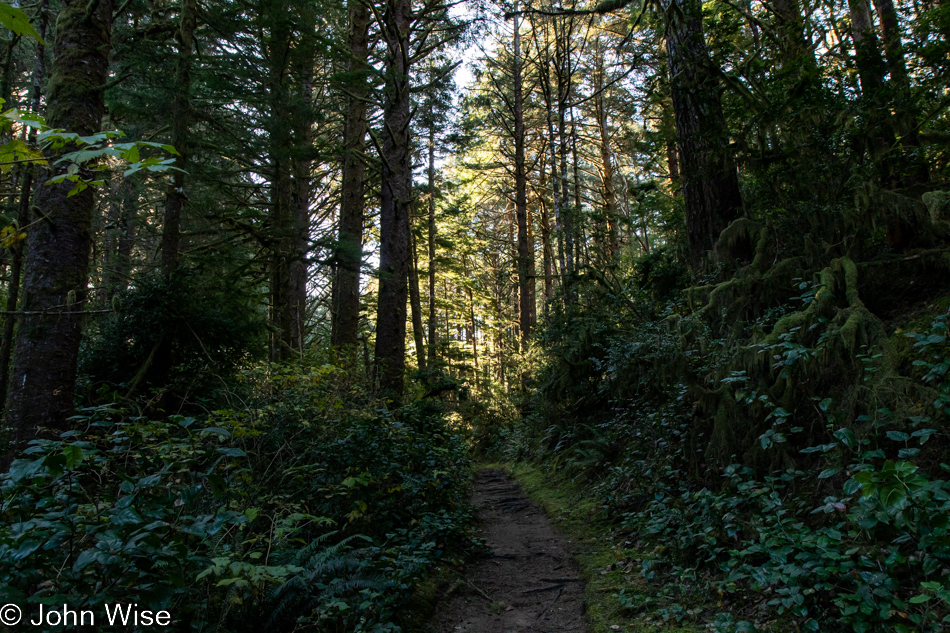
xmin=331 ymin=0 xmax=370 ymax=349
xmin=6 ymin=0 xmax=114 ymax=454
xmin=872 ymin=0 xmax=928 ymax=183
xmin=594 ymin=37 xmax=620 ymax=263
xmin=374 ymin=0 xmax=413 ymax=399
xmin=290 ymin=11 xmax=316 ymax=355
xmin=0 ymin=0 xmax=49 ymax=416
xmin=161 ymin=0 xmax=197 ymax=279
xmin=409 ymin=228 xmax=426 ymax=370
xmin=661 ymin=0 xmax=743 ymax=270
xmin=512 ymin=8 xmax=531 ymax=349
xmin=427 ymin=125 xmax=438 ymax=365
xmin=536 ymin=29 xmax=567 ymax=291
xmin=537 ymin=150 xmax=555 ymax=306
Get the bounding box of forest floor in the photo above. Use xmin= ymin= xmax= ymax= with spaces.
xmin=428 ymin=468 xmax=589 ymax=633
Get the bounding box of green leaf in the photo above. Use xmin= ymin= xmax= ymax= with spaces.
xmin=62 ymin=445 xmax=83 ymax=469
xmin=216 ymin=447 xmax=246 ymax=457
xmin=886 ymin=431 xmax=909 ymax=442
xmin=818 ymin=467 xmax=841 ymax=479
xmin=0 ymin=4 xmax=44 ymax=42
xmin=909 ymin=595 xmax=931 ymax=604
xmin=7 ymin=457 xmax=45 ymax=482
xmin=111 ymin=506 xmax=144 ymax=526
xmin=833 ymin=428 xmax=857 ymax=448
xmin=200 ymin=427 xmax=232 ymax=438
xmin=206 ymin=474 xmax=227 ymax=496
xmin=912 ymin=428 xmax=936 ymax=444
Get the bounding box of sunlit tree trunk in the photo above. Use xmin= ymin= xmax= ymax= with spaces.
xmin=594 ymin=37 xmax=620 ymax=263
xmin=427 ymin=126 xmax=439 ymax=364
xmin=537 ymin=156 xmax=555 ymax=306
xmin=512 ymin=8 xmax=532 ymax=348
xmin=409 ymin=228 xmax=426 ymax=370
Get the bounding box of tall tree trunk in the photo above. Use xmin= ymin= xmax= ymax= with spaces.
xmin=5 ymin=0 xmax=114 ymax=456
xmin=872 ymin=0 xmax=929 ymax=183
xmin=409 ymin=228 xmax=426 ymax=370
xmin=467 ymin=282 xmax=478 ymax=373
xmin=538 ymin=34 xmax=567 ymax=289
xmin=555 ymin=26 xmax=574 ymax=282
xmin=427 ymin=125 xmax=439 ymax=365
xmin=849 ymin=0 xmax=909 ymax=244
xmin=512 ymin=8 xmax=531 ymax=349
xmin=0 ymin=0 xmax=48 ymax=415
xmin=161 ymin=0 xmax=197 ymax=278
xmin=374 ymin=0 xmax=413 ymax=399
xmin=108 ymin=181 xmax=136 ymax=296
xmin=265 ymin=3 xmax=293 ymax=361
xmin=594 ymin=37 xmax=620 ymax=263
xmin=290 ymin=17 xmax=316 ymax=355
xmin=537 ymin=155 xmax=555 ymax=306
xmin=331 ymin=0 xmax=370 ymax=348
xmin=570 ymin=108 xmax=584 ymax=267
xmin=771 ymin=0 xmax=814 ymax=66
xmin=661 ymin=0 xmax=743 ymax=270
xmin=0 ymin=34 xmax=20 ymax=112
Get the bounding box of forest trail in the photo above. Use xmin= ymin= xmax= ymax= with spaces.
xmin=430 ymin=468 xmax=589 ymax=633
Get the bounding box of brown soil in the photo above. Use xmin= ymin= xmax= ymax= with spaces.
xmin=429 ymin=468 xmax=589 ymax=633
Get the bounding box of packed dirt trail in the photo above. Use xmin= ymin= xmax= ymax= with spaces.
xmin=430 ymin=468 xmax=589 ymax=633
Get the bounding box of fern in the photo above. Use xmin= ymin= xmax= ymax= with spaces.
xmin=266 ymin=532 xmax=390 ymax=631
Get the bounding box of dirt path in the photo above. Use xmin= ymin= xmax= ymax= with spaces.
xmin=429 ymin=468 xmax=589 ymax=633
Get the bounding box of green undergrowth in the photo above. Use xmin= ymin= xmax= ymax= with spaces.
xmin=0 ymin=356 xmax=475 ymax=632
xmin=500 ymin=461 xmax=703 ymax=633
xmin=502 ymin=232 xmax=950 ymax=632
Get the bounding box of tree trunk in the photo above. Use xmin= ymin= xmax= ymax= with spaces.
xmin=290 ymin=16 xmax=316 ymax=355
xmin=0 ymin=0 xmax=49 ymax=415
xmin=427 ymin=125 xmax=438 ymax=364
xmin=512 ymin=8 xmax=531 ymax=349
xmin=872 ymin=0 xmax=929 ymax=183
xmin=409 ymin=228 xmax=426 ymax=370
xmin=594 ymin=37 xmax=620 ymax=263
xmin=537 ymin=153 xmax=555 ymax=306
xmin=161 ymin=0 xmax=197 ymax=279
xmin=661 ymin=0 xmax=743 ymax=270
xmin=6 ymin=0 xmax=114 ymax=455
xmin=538 ymin=35 xmax=567 ymax=290
xmin=331 ymin=0 xmax=370 ymax=348
xmin=374 ymin=0 xmax=413 ymax=399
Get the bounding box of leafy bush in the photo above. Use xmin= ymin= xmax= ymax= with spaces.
xmin=0 ymin=359 xmax=473 ymax=632
xmin=507 ymin=253 xmax=950 ymax=631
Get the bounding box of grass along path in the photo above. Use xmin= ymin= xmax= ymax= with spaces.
xmin=503 ymin=462 xmax=708 ymax=633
